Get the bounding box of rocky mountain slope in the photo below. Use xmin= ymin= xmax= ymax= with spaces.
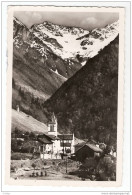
xmin=43 ymin=36 xmax=119 ymax=146
xmin=13 ymin=17 xmax=119 ymax=101
xmin=13 ymin=17 xmax=67 ymax=103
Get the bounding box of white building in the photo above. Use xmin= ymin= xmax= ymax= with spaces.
xmin=38 ymin=113 xmax=75 ymax=159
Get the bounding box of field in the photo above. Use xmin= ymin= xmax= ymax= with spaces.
xmin=10 ymin=158 xmax=86 ymax=180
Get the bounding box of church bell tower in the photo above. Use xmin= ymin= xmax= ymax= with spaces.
xmin=48 ymin=113 xmax=57 ymax=137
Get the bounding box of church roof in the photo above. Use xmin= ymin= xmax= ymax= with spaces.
xmin=58 ymin=134 xmax=73 ymax=140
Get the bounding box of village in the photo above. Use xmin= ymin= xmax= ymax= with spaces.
xmin=11 ymin=107 xmax=117 ymax=181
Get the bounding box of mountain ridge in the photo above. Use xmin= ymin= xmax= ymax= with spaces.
xmin=30 ymin=18 xmax=119 ymax=60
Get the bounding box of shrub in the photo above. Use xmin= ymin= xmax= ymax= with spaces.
xmin=97 ymin=155 xmax=116 ymax=181
xmin=11 ymin=165 xmax=17 ymax=172
xmin=29 ymin=132 xmax=36 ymax=140
xmin=11 ymin=152 xmax=32 ymax=160
xmin=21 ymin=145 xmax=30 ymax=153
xmin=78 ymin=171 xmax=88 ymax=180
xmin=11 ymin=139 xmax=22 ymax=152
xmin=31 ymin=163 xmax=37 ymax=170
xmin=44 ymin=162 xmax=47 ymax=165
xmin=84 ymin=157 xmax=98 ymax=169
xmin=52 ymin=161 xmax=55 ymax=165
xmin=66 ymin=149 xmax=71 ymax=153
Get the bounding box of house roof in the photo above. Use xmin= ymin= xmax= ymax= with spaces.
xmin=74 ymin=141 xmax=86 ymax=147
xmin=86 ymin=143 xmax=103 ymax=153
xmin=58 ymin=134 xmax=73 ymax=140
xmin=83 ymin=139 xmax=97 ymax=144
xmin=60 ymin=142 xmax=71 ymax=147
xmin=75 ymin=143 xmax=103 ymax=153
xmin=38 ymin=137 xmax=53 ymax=144
xmin=74 ymin=139 xmax=97 ymax=147
xmin=38 ymin=133 xmax=60 ymax=141
xmin=74 ymin=137 xmax=85 ymax=145
xmin=45 ymin=134 xmax=60 ymax=140
xmin=37 ymin=133 xmax=73 ymax=141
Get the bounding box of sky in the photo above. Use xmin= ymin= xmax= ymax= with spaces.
xmin=14 ymin=11 xmax=119 ymax=30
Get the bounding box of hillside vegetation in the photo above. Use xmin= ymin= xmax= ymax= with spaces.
xmin=12 ymin=109 xmax=48 ymax=133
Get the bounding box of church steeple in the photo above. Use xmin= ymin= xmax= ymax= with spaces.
xmin=47 ymin=113 xmax=57 ymax=136
xmin=51 ymin=112 xmax=57 ymax=123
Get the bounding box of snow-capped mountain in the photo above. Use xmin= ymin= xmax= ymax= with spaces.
xmin=30 ymin=21 xmax=88 ymax=60
xmin=30 ymin=20 xmax=119 ymax=63
xmin=13 ymin=17 xmax=119 ymax=79
xmin=13 ymin=17 xmax=81 ymax=79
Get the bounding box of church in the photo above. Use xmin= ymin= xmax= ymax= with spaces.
xmin=37 ymin=113 xmax=75 ymax=159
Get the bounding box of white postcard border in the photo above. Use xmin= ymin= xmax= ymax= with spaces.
xmin=1 ymin=1 xmax=131 ymax=192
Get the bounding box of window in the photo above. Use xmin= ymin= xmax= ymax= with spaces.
xmin=66 ymin=140 xmax=71 ymax=143
xmin=50 ymin=125 xmax=54 ymax=132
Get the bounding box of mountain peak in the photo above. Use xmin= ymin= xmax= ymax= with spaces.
xmin=43 ymin=21 xmax=53 ymax=25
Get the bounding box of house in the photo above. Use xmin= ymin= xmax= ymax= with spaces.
xmin=38 ymin=113 xmax=75 ymax=159
xmin=75 ymin=143 xmax=103 ymax=162
xmin=74 ymin=141 xmax=86 ymax=152
xmin=74 ymin=137 xmax=99 ymax=153
xmin=57 ymin=134 xmax=74 ymax=154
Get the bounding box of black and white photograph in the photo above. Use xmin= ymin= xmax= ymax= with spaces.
xmin=6 ymin=6 xmax=125 ymax=186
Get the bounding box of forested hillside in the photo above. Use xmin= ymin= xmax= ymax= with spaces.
xmin=43 ymin=36 xmax=119 ymax=146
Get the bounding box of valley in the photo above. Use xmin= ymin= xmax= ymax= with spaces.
xmin=12 ymin=16 xmax=119 ymax=152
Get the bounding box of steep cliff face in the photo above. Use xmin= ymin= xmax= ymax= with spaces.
xmin=13 ymin=17 xmax=67 ymax=103
xmin=44 ymin=36 xmax=119 ymax=146
xmin=13 ymin=17 xmax=67 ymax=121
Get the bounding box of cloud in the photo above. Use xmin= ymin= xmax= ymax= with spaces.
xmin=32 ymin=12 xmax=43 ymax=20
xmin=14 ymin=11 xmax=119 ymax=30
xmin=81 ymin=17 xmax=98 ymax=29
xmin=23 ymin=12 xmax=43 ymax=23
xmin=15 ymin=11 xmax=44 ymax=27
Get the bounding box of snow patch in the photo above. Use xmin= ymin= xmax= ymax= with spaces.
xmin=50 ymin=68 xmax=67 ymax=80
xmin=81 ymin=61 xmax=87 ymax=66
